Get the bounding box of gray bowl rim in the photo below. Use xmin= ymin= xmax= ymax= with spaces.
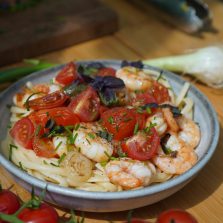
xmin=0 ymin=59 xmax=220 ymax=200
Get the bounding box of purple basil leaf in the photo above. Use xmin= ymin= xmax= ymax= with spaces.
xmin=121 ymin=60 xmax=144 ymax=69
xmin=86 ymin=62 xmax=104 ymax=70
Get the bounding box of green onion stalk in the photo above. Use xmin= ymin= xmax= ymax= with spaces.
xmin=0 ymin=59 xmax=57 ymax=83
xmin=143 ymin=45 xmax=223 ymax=88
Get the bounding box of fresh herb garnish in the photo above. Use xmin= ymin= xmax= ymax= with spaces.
xmin=146 ymin=107 xmax=152 ymax=114
xmin=86 ymin=138 xmax=91 ymax=145
xmin=43 ymin=160 xmax=48 ymax=165
xmin=133 ymin=122 xmax=139 ymax=135
xmin=117 ymin=149 xmax=127 ymax=158
xmin=108 ymin=116 xmax=114 ymax=124
xmin=58 ymin=153 xmax=66 ymax=165
xmin=87 ymin=132 xmax=95 ymax=139
xmin=96 ymin=130 xmax=113 ymax=142
xmin=24 ymin=92 xmax=41 ymax=111
xmin=74 ymin=123 xmax=80 ymax=131
xmin=68 ymin=133 xmax=78 ymax=145
xmin=104 ymin=151 xmax=118 ymax=161
xmin=9 ymin=144 xmax=17 ymax=161
xmin=50 ymin=162 xmax=59 ymax=167
xmin=34 ymin=124 xmax=42 ymax=136
xmin=55 ymin=141 xmax=63 ymax=151
xmin=141 ymin=103 xmax=182 ymax=117
xmin=18 ymin=162 xmax=26 ymax=172
xmin=156 ymin=70 xmax=165 ymax=82
xmin=144 ymin=122 xmax=157 ymax=133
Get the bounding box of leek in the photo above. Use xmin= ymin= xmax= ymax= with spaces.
xmin=144 ymin=46 xmax=223 ymax=88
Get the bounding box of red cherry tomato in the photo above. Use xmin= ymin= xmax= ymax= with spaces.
xmin=101 ymin=107 xmax=137 ymax=140
xmin=18 ymin=203 xmax=59 ymax=223
xmin=99 ymin=105 xmax=109 ymax=117
xmin=156 ymin=209 xmax=198 ymax=223
xmin=27 ymin=91 xmax=69 ymax=110
xmin=151 ymin=81 xmax=170 ymax=104
xmin=10 ymin=117 xmax=34 ymax=149
xmin=122 ymin=128 xmax=160 ymax=161
xmin=98 ymin=67 xmax=116 ymax=77
xmin=29 ymin=107 xmax=80 ymax=128
xmin=131 ymin=92 xmax=157 ymax=107
xmin=33 ymin=136 xmax=57 ymax=158
xmin=0 ymin=189 xmax=20 ymax=220
xmin=68 ymin=87 xmax=100 ymax=122
xmin=55 ymin=62 xmax=78 ymax=86
xmin=133 ymin=111 xmax=147 ymax=130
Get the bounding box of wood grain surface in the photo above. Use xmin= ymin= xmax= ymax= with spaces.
xmin=0 ymin=0 xmax=118 ymax=66
xmin=1 ymin=0 xmax=223 ymax=222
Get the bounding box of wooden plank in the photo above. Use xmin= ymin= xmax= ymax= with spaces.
xmin=0 ymin=0 xmax=118 ymax=66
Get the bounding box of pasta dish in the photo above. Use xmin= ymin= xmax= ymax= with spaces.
xmin=7 ymin=61 xmax=200 ymax=192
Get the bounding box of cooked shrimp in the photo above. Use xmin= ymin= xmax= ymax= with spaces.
xmin=177 ymin=116 xmax=200 ymax=149
xmin=73 ymin=123 xmax=113 ymax=162
xmin=146 ymin=112 xmax=167 ymax=136
xmin=105 ymin=158 xmax=155 ymax=189
xmin=116 ymin=67 xmax=153 ymax=91
xmin=152 ymin=134 xmax=197 ymax=175
xmin=162 ymin=107 xmax=179 ymax=133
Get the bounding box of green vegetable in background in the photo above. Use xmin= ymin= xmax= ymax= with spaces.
xmin=0 ymin=59 xmax=57 ymax=83
xmin=144 ymin=45 xmax=223 ymax=88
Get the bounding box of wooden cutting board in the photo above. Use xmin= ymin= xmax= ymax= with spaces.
xmin=0 ymin=0 xmax=118 ymax=66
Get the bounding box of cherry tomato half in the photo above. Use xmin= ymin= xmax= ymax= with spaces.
xmin=10 ymin=117 xmax=34 ymax=149
xmin=27 ymin=91 xmax=69 ymax=110
xmin=18 ymin=203 xmax=59 ymax=223
xmin=156 ymin=209 xmax=198 ymax=223
xmin=0 ymin=189 xmax=20 ymax=220
xmin=122 ymin=128 xmax=160 ymax=161
xmin=98 ymin=67 xmax=116 ymax=77
xmin=151 ymin=81 xmax=170 ymax=104
xmin=68 ymin=87 xmax=100 ymax=122
xmin=55 ymin=62 xmax=78 ymax=86
xmin=131 ymin=92 xmax=157 ymax=107
xmin=29 ymin=107 xmax=80 ymax=128
xmin=33 ymin=136 xmax=57 ymax=158
xmin=101 ymin=107 xmax=137 ymax=140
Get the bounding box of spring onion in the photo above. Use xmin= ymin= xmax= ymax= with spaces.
xmin=0 ymin=59 xmax=57 ymax=83
xmin=144 ymin=45 xmax=223 ymax=88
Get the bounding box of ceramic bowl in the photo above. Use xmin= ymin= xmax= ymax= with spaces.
xmin=0 ymin=60 xmax=219 ymax=212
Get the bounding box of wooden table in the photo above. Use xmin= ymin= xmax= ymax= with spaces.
xmin=1 ymin=0 xmax=223 ymax=222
